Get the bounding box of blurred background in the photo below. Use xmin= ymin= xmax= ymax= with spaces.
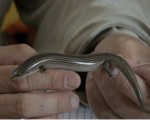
xmin=1 ymin=2 xmax=35 ymax=46
xmin=1 ymin=2 xmax=20 ymax=31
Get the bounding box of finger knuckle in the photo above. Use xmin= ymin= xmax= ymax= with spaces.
xmin=56 ymin=92 xmax=72 ymax=112
xmin=16 ymin=94 xmax=33 ymax=117
xmin=56 ymin=95 xmax=65 ymax=112
xmin=12 ymin=78 xmax=31 ymax=91
xmin=45 ymin=71 xmax=54 ymax=88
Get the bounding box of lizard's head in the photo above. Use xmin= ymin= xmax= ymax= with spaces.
xmin=11 ymin=59 xmax=39 ymax=79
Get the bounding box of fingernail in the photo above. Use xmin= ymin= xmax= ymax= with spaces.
xmin=111 ymin=68 xmax=119 ymax=76
xmin=66 ymin=74 xmax=80 ymax=89
xmin=71 ymin=95 xmax=79 ymax=109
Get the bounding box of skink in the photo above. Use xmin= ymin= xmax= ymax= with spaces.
xmin=11 ymin=53 xmax=144 ymax=110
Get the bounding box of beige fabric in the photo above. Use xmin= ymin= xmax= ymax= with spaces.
xmin=21 ymin=0 xmax=150 ymax=54
xmin=0 ymin=0 xmax=150 ymax=53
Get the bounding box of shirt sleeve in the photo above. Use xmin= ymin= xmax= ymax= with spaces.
xmin=24 ymin=0 xmax=150 ymax=54
xmin=15 ymin=0 xmax=150 ymax=53
xmin=83 ymin=26 xmax=148 ymax=54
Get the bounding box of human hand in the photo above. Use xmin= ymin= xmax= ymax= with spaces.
xmin=86 ymin=34 xmax=150 ymax=118
xmin=0 ymin=44 xmax=80 ymax=119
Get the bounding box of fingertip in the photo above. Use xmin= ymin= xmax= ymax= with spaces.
xmin=65 ymin=73 xmax=81 ymax=89
xmin=70 ymin=93 xmax=79 ymax=109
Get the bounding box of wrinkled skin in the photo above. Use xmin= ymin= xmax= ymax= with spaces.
xmin=86 ymin=34 xmax=150 ymax=118
xmin=0 ymin=44 xmax=81 ymax=119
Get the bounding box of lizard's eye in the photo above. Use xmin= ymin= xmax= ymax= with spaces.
xmin=16 ymin=73 xmax=21 ymax=77
xmin=11 ymin=72 xmax=21 ymax=78
xmin=39 ymin=65 xmax=46 ymax=72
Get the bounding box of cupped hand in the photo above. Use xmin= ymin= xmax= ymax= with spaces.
xmin=0 ymin=44 xmax=80 ymax=119
xmin=86 ymin=34 xmax=150 ymax=118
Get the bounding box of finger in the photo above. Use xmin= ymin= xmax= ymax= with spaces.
xmin=0 ymin=65 xmax=81 ymax=93
xmin=94 ymin=68 xmax=150 ymax=118
xmin=0 ymin=91 xmax=79 ymax=118
xmin=134 ymin=64 xmax=150 ymax=85
xmin=0 ymin=44 xmax=36 ymax=65
xmin=86 ymin=73 xmax=121 ymax=119
xmin=110 ymin=67 xmax=149 ymax=107
xmin=134 ymin=65 xmax=150 ymax=106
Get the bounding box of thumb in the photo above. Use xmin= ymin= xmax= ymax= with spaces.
xmin=134 ymin=64 xmax=150 ymax=86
